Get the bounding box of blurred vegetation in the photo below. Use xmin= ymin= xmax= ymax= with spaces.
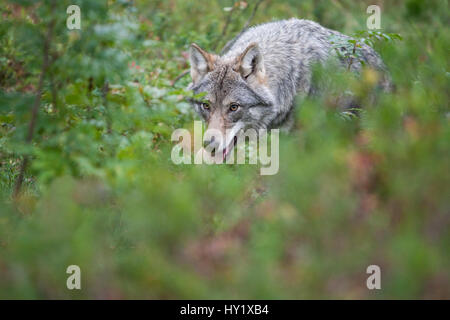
xmin=0 ymin=0 xmax=449 ymax=299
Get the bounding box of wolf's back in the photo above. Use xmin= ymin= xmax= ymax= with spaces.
xmin=223 ymin=18 xmax=392 ymax=99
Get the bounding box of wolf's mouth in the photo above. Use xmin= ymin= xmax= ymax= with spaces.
xmin=209 ymin=136 xmax=237 ymax=161
xmin=222 ymin=135 xmax=238 ymax=161
xmin=207 ymin=122 xmax=244 ymax=162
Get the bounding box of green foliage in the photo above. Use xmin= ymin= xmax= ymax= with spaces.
xmin=330 ymin=30 xmax=403 ymax=70
xmin=0 ymin=0 xmax=449 ymax=299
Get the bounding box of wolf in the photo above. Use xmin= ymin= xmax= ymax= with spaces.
xmin=188 ymin=18 xmax=392 ymax=156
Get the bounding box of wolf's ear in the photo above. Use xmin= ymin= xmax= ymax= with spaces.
xmin=189 ymin=43 xmax=216 ymax=84
xmin=235 ymin=43 xmax=265 ymax=80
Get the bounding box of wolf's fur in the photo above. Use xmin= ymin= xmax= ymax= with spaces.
xmin=188 ymin=18 xmax=391 ymax=152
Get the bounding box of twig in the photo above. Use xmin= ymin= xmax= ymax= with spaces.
xmin=212 ymin=0 xmax=237 ymax=51
xmin=171 ymin=69 xmax=190 ymax=87
xmin=102 ymin=81 xmax=112 ymax=134
xmin=220 ymin=0 xmax=264 ymax=55
xmin=243 ymin=0 xmax=264 ymax=30
xmin=13 ymin=19 xmax=55 ymax=199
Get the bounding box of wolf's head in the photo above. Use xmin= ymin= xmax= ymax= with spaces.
xmin=188 ymin=43 xmax=275 ymax=157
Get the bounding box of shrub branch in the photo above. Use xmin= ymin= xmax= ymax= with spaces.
xmin=13 ymin=19 xmax=55 ymax=199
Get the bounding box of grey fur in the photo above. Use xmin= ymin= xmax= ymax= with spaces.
xmin=188 ymin=18 xmax=392 ymax=148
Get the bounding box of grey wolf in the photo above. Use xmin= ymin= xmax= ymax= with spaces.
xmin=188 ymin=18 xmax=392 ymax=156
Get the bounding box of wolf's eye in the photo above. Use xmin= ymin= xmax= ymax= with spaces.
xmin=229 ymin=103 xmax=239 ymax=112
xmin=201 ymin=102 xmax=210 ymax=110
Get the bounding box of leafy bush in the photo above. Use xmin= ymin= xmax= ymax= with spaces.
xmin=0 ymin=0 xmax=449 ymax=299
